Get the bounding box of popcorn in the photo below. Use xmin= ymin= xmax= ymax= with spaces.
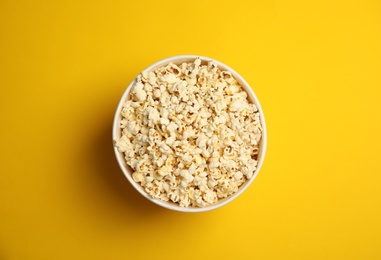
xmin=131 ymin=82 xmax=147 ymax=101
xmin=159 ymin=143 xmax=172 ymax=154
xmin=157 ymin=166 xmax=171 ymax=177
xmin=115 ymin=58 xmax=262 ymax=207
xmin=132 ymin=171 xmax=145 ymax=183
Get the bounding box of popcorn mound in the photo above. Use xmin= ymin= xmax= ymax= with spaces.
xmin=115 ymin=58 xmax=262 ymax=207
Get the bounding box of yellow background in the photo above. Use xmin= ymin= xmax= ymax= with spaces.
xmin=1 ymin=0 xmax=381 ymax=259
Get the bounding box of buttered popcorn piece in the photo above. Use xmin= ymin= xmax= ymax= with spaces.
xmin=115 ymin=58 xmax=262 ymax=207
